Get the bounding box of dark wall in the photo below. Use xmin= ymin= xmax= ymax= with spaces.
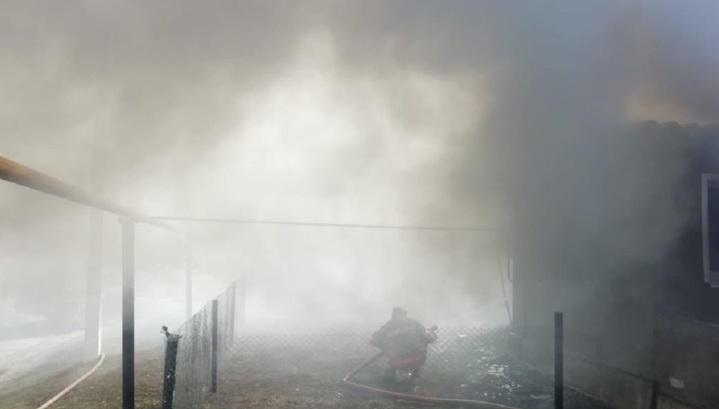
xmin=657 ymin=123 xmax=719 ymax=323
xmin=512 ymin=122 xmax=719 ymax=396
xmin=515 ymin=274 xmax=654 ymax=379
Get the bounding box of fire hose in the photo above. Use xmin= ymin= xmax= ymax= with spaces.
xmin=36 ymin=353 xmax=105 ymax=409
xmin=342 ymin=351 xmax=522 ymax=409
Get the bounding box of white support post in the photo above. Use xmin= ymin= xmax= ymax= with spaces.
xmin=83 ymin=210 xmax=103 ymax=361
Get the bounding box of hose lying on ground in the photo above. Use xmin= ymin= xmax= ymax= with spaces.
xmin=342 ymin=352 xmax=522 ymax=409
xmin=36 ymin=353 xmax=105 ymax=409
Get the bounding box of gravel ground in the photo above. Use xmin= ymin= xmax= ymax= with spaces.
xmin=1 ymin=329 xmax=616 ymax=409
xmin=199 ymin=331 xmax=615 ymax=409
xmin=0 ymin=331 xmax=84 ymax=394
xmin=0 ymin=360 xmax=94 ymax=409
xmin=0 ymin=349 xmax=165 ymax=409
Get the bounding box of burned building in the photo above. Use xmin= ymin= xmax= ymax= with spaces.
xmin=511 ymin=121 xmax=719 ymax=409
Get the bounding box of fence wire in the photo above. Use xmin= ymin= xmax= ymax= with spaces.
xmin=220 ymin=327 xmax=612 ymax=409
xmin=232 ymin=327 xmax=508 ymax=376
xmin=172 ymin=282 xmax=237 ymax=409
xmin=168 ymin=296 xmax=611 ymax=409
xmin=216 ymin=283 xmax=236 ymax=354
xmin=228 ymin=328 xmax=521 ymax=401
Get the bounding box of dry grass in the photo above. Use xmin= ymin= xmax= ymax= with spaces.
xmin=0 ymin=348 xmax=165 ymax=409
xmin=205 ymin=346 xmax=456 ymax=409
xmin=1 ymin=337 xmax=615 ymax=409
xmin=0 ymin=362 xmax=94 ymax=409
xmin=202 ymin=343 xmax=616 ymax=409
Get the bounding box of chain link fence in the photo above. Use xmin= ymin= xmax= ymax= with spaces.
xmin=167 ymin=316 xmax=515 ymax=407
xmin=232 ymin=326 xmax=508 ymax=377
xmin=228 ymin=327 xmax=521 ymax=401
xmin=215 ymin=283 xmax=236 ymax=354
xmin=215 ymin=327 xmax=613 ymax=408
xmin=163 ymin=288 xmax=612 ymax=409
xmin=170 ymin=282 xmax=237 ymax=409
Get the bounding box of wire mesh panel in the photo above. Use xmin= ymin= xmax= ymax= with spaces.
xmin=173 ymin=302 xmax=213 ymax=409
xmin=339 ymin=328 xmax=513 ymax=396
xmin=231 ymin=327 xmax=507 ymax=375
xmin=172 ymin=281 xmax=237 ymax=409
xmin=216 ymin=283 xmax=236 ymax=354
xmin=427 ymin=327 xmax=510 ymax=374
xmin=228 ymin=327 xmax=511 ymax=398
xmin=215 ymin=327 xmax=613 ymax=408
xmin=232 ymin=331 xmax=377 ymax=367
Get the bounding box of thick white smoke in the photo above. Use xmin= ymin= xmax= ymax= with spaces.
xmin=1 ymin=1 xmax=718 ymax=335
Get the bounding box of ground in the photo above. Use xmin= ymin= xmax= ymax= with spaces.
xmin=0 ymin=305 xmax=183 ymax=399
xmin=203 ymin=337 xmax=615 ymax=409
xmin=0 ymin=328 xmax=615 ymax=409
xmin=0 ymin=349 xmax=164 ymax=409
xmin=0 ymin=331 xmax=83 ymax=393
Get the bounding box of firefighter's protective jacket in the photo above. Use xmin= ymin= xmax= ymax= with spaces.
xmin=371 ymin=317 xmax=437 ymax=366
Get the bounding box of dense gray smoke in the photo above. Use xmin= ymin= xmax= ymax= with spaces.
xmin=324 ymin=1 xmax=715 ymax=274
xmin=634 ymin=2 xmax=719 ymax=123
xmin=1 ymin=1 xmax=718 ymax=336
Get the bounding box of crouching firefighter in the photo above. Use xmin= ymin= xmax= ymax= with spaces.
xmin=370 ymin=307 xmax=438 ymax=382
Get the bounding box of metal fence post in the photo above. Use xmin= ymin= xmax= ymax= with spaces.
xmin=238 ymin=274 xmax=246 ymax=327
xmin=229 ymin=281 xmax=237 ymax=345
xmin=162 ymin=327 xmax=181 ymax=409
xmin=121 ymin=218 xmax=136 ymax=409
xmin=185 ymin=240 xmax=192 ymax=320
xmin=555 ymin=312 xmax=564 ymax=409
xmin=211 ymin=299 xmax=219 ymax=393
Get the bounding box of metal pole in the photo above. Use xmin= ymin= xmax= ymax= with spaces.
xmin=238 ymin=274 xmax=246 ymax=327
xmin=122 ymin=218 xmax=136 ymax=409
xmin=211 ymin=299 xmax=219 ymax=393
xmin=0 ymin=155 xmax=177 ymax=231
xmin=161 ymin=329 xmax=181 ymax=409
xmin=555 ymin=312 xmax=564 ymax=409
xmin=229 ymin=280 xmax=237 ymax=345
xmin=84 ymin=210 xmax=103 ymax=361
xmin=149 ymin=215 xmax=494 ymax=232
xmin=185 ymin=241 xmax=192 ymax=320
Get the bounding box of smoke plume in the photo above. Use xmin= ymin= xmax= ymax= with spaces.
xmin=1 ymin=1 xmax=718 ymax=334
